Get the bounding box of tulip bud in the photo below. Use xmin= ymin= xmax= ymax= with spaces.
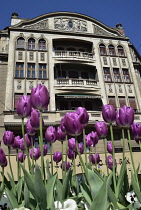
xmin=67 ymin=149 xmax=77 ymax=160
xmin=107 ymin=155 xmax=117 ymax=170
xmin=107 ymin=142 xmax=113 ymax=154
xmin=18 ymin=153 xmax=26 ymax=163
xmin=95 ymin=121 xmax=108 ymax=138
xmin=89 ymin=131 xmax=99 ymax=146
xmin=60 ymin=161 xmax=71 ymax=171
xmin=75 ymin=107 xmax=89 ymax=125
xmin=86 ymin=134 xmax=93 ymax=148
xmin=12 ymin=136 xmax=21 ymax=149
xmin=45 ymin=126 xmax=57 ymax=143
xmin=16 ymin=95 xmax=31 ymax=118
xmin=20 ymin=134 xmax=33 ymax=151
xmin=60 ymin=117 xmax=66 ymax=133
xmin=30 ymin=109 xmax=44 ymax=130
xmin=3 ymin=131 xmax=14 ymax=146
xmin=29 ymin=148 xmax=40 ymax=160
xmin=117 ymin=105 xmax=134 ymax=127
xmin=0 ymin=148 xmax=7 ymax=167
xmin=102 ymin=105 xmax=116 ymax=123
xmin=26 ymin=119 xmax=36 ymax=136
xmin=78 ymin=143 xmax=84 ymax=154
xmin=68 ymin=138 xmax=76 ymax=151
xmin=30 ymin=84 xmax=50 ymax=111
xmin=43 ymin=145 xmax=48 ymax=156
xmin=131 ymin=122 xmax=141 ymax=139
xmin=53 ymin=151 xmax=62 ymax=163
xmin=89 ymin=153 xmax=100 ymax=164
xmin=56 ymin=126 xmax=66 ymax=141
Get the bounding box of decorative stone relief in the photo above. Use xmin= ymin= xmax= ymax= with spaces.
xmin=54 ymin=18 xmax=87 ymax=32
xmin=23 ymin=19 xmax=48 ymax=30
xmin=41 ymin=81 xmax=45 ymax=85
xmin=108 ymin=84 xmax=113 ymax=93
xmin=122 ymin=59 xmax=126 ymax=66
xmin=29 ymin=81 xmax=33 ymax=90
xmin=29 ymin=52 xmax=34 ymax=60
xmin=118 ymin=85 xmax=122 ymax=93
xmin=93 ymin=24 xmax=117 ymax=36
xmin=128 ymin=85 xmax=132 ymax=93
xmin=103 ymin=57 xmax=107 ymax=65
xmin=18 ymin=52 xmax=22 ymax=60
xmin=17 ymin=81 xmax=21 ymax=90
xmin=113 ymin=58 xmax=117 ymax=66
xmin=40 ymin=53 xmax=45 ymax=61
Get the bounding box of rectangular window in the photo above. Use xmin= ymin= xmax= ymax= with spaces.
xmin=119 ymin=97 xmax=126 ymax=107
xmin=122 ymin=69 xmax=130 ymax=82
xmin=103 ymin=67 xmax=111 ymax=82
xmin=14 ymin=93 xmax=23 ymax=109
xmin=129 ymin=97 xmax=137 ymax=111
xmin=113 ymin=68 xmax=121 ymax=82
xmin=39 ymin=64 xmax=47 ymax=79
xmin=15 ymin=63 xmax=24 ymax=78
xmin=27 ymin=63 xmax=35 ymax=78
xmin=108 ymin=96 xmax=116 ymax=108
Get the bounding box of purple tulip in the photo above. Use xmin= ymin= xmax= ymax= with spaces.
xmin=67 ymin=149 xmax=77 ymax=160
xmin=26 ymin=119 xmax=36 ymax=136
xmin=86 ymin=134 xmax=93 ymax=148
xmin=134 ymin=137 xmax=141 ymax=144
xmin=68 ymin=138 xmax=76 ymax=151
xmin=60 ymin=117 xmax=66 ymax=133
xmin=107 ymin=142 xmax=113 ymax=154
xmin=45 ymin=126 xmax=56 ymax=143
xmin=18 ymin=153 xmax=26 ymax=163
xmin=60 ymin=161 xmax=71 ymax=171
xmin=0 ymin=148 xmax=7 ymax=167
xmin=30 ymin=109 xmax=44 ymax=130
xmin=89 ymin=131 xmax=99 ymax=146
xmin=89 ymin=153 xmax=100 ymax=164
xmin=43 ymin=145 xmax=48 ymax=156
xmin=16 ymin=95 xmax=31 ymax=118
xmin=117 ymin=105 xmax=134 ymax=127
xmin=12 ymin=136 xmax=21 ymax=149
xmin=102 ymin=105 xmax=116 ymax=123
xmin=107 ymin=155 xmax=117 ymax=170
xmin=0 ymin=141 xmax=1 ymax=147
xmin=75 ymin=107 xmax=89 ymax=125
xmin=29 ymin=148 xmax=40 ymax=160
xmin=3 ymin=131 xmax=14 ymax=146
xmin=78 ymin=143 xmax=84 ymax=154
xmin=116 ymin=110 xmax=122 ymax=126
xmin=53 ymin=151 xmax=62 ymax=163
xmin=56 ymin=126 xmax=66 ymax=141
xmin=95 ymin=121 xmax=108 ymax=138
xmin=20 ymin=134 xmax=33 ymax=151
xmin=131 ymin=122 xmax=141 ymax=138
xmin=63 ymin=112 xmax=84 ymax=136
xmin=30 ymin=84 xmax=50 ymax=111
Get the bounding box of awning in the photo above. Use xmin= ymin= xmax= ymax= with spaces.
xmin=57 ymin=95 xmax=101 ymax=99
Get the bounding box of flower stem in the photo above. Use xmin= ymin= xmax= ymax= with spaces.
xmin=83 ymin=128 xmax=87 ymax=165
xmin=122 ymin=127 xmax=125 ymax=160
xmin=94 ymin=146 xmax=97 ymax=169
xmin=39 ymin=111 xmax=44 ymax=178
xmin=8 ymin=146 xmax=14 ymax=180
xmin=103 ymin=138 xmax=109 ymax=175
xmin=50 ymin=142 xmax=53 ymax=175
xmin=61 ymin=141 xmax=65 ymax=180
xmin=16 ymin=149 xmax=20 ymax=180
xmin=65 ymin=136 xmax=68 ymax=175
xmin=110 ymin=123 xmax=117 ymax=196
xmin=22 ymin=118 xmax=31 ymax=172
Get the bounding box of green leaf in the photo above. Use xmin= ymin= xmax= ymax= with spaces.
xmin=62 ymin=169 xmax=72 ymax=200
xmin=46 ymin=173 xmax=57 ymax=210
xmin=87 ymin=169 xmax=103 ymax=199
xmin=5 ymin=188 xmax=19 ymax=208
xmin=80 ymin=182 xmax=92 ymax=206
xmin=34 ymin=165 xmax=47 ymax=210
xmin=89 ymin=173 xmax=112 ymax=210
xmin=55 ymin=178 xmax=63 ymax=202
xmin=0 ymin=182 xmax=4 ymax=199
xmin=16 ymin=177 xmax=23 ymax=203
xmin=24 ymin=182 xmax=30 ymax=208
xmin=21 ymin=164 xmax=36 ymax=198
xmin=131 ymin=171 xmax=141 ymax=203
xmin=46 ymin=159 xmax=51 ymax=179
xmin=108 ymin=187 xmax=119 ymax=209
xmin=7 ymin=172 xmax=16 ymax=191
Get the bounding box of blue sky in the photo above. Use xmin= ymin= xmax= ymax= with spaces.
xmin=1 ymin=0 xmax=141 ymax=54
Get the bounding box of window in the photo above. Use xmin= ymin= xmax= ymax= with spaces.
xmin=108 ymin=45 xmax=116 ymax=56
xmin=122 ymin=69 xmax=130 ymax=82
xmin=129 ymin=97 xmax=137 ymax=111
xmin=58 ymin=70 xmax=66 ymax=78
xmin=99 ymin=44 xmax=106 ymax=55
xmin=15 ymin=63 xmax=24 ymax=78
xmin=27 ymin=63 xmax=35 ymax=78
xmin=85 ymin=101 xmax=92 ymax=110
xmin=39 ymin=64 xmax=47 ymax=79
xmin=81 ymin=72 xmax=88 ymax=79
xmin=60 ymin=100 xmax=69 ymax=110
xmin=103 ymin=67 xmax=111 ymax=81
xmin=14 ymin=94 xmax=23 ymax=109
xmin=28 ymin=38 xmax=35 ymax=50
xmin=108 ymin=96 xmax=116 ymax=108
xmin=119 ymin=97 xmax=126 ymax=107
xmin=71 ymin=101 xmax=82 ymax=110
xmin=17 ymin=37 xmax=25 ymax=49
xmin=117 ymin=45 xmax=125 ymax=56
xmin=69 ymin=71 xmax=78 ymax=78
xmin=38 ymin=39 xmax=46 ymax=50
xmin=113 ymin=68 xmax=121 ymax=82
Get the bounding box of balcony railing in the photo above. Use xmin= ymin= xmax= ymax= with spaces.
xmin=55 ymin=78 xmax=97 ymax=86
xmin=53 ymin=50 xmax=94 ymax=60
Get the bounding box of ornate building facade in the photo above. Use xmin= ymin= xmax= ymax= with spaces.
xmin=0 ymin=12 xmax=141 ymax=177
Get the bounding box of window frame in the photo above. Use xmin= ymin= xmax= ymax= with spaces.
xmin=28 ymin=38 xmax=35 ymax=50
xmin=38 ymin=39 xmax=46 ymax=51
xmin=39 ymin=64 xmax=47 ymax=79
xmin=15 ymin=63 xmax=24 ymax=78
xmin=27 ymin=63 xmax=35 ymax=78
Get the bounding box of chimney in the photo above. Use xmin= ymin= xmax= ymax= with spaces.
xmin=116 ymin=23 xmax=125 ymax=36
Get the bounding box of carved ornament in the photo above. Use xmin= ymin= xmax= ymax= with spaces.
xmin=93 ymin=24 xmax=117 ymax=36
xmin=23 ymin=19 xmax=48 ymax=30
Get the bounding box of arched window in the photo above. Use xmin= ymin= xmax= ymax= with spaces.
xmin=28 ymin=38 xmax=35 ymax=50
xmin=17 ymin=37 xmax=25 ymax=49
xmin=117 ymin=45 xmax=125 ymax=56
xmin=38 ymin=39 xmax=46 ymax=50
xmin=99 ymin=44 xmax=106 ymax=55
xmin=108 ymin=45 xmax=116 ymax=55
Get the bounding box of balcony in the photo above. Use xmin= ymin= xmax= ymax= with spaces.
xmin=55 ymin=78 xmax=98 ymax=87
xmin=53 ymin=50 xmax=95 ymax=61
